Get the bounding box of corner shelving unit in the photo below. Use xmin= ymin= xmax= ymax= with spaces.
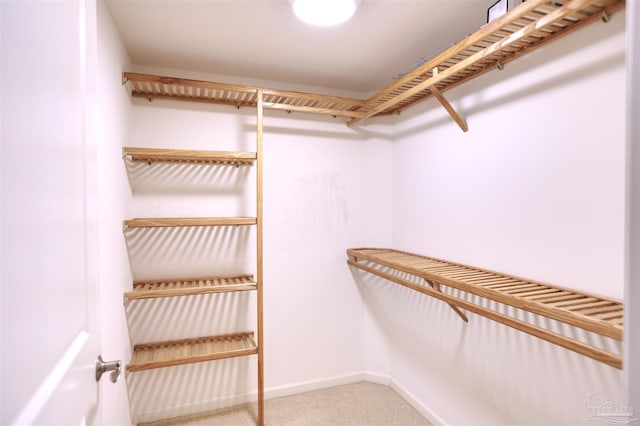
xmin=119 ymin=0 xmax=626 ymax=419
xmin=122 ymin=0 xmax=624 ymax=131
xmin=122 ymin=93 xmax=265 ymax=425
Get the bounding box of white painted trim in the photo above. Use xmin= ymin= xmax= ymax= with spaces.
xmin=134 ymin=372 xmax=370 ymax=423
xmin=265 ymin=372 xmax=369 ymax=400
xmin=10 ymin=331 xmax=90 ymax=426
xmin=132 ymin=371 xmax=449 ymax=425
xmin=133 ymin=389 xmax=254 ymax=424
xmin=361 ymin=370 xmax=391 ymax=386
xmin=389 ymin=378 xmax=448 ymax=426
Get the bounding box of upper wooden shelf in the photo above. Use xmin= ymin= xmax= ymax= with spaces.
xmin=348 ymin=0 xmax=625 ymax=126
xmin=123 ymin=0 xmax=624 ymax=128
xmin=124 ymin=72 xmax=366 ymax=119
xmin=124 ymin=217 xmax=257 ymax=229
xmin=123 ymin=147 xmax=256 ymax=166
xmin=347 ymin=247 xmax=623 ymax=369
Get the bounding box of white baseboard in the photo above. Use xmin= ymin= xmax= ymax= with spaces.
xmin=265 ymin=371 xmax=369 ymax=400
xmin=133 ymin=372 xmax=371 ymax=424
xmin=389 ymin=378 xmax=448 ymax=426
xmin=133 ymin=391 xmax=255 ymax=424
xmin=133 ymin=371 xmax=446 ymax=425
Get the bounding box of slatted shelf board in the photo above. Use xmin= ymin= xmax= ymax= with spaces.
xmin=123 ymin=217 xmax=257 ymax=229
xmin=123 ymin=147 xmax=256 ymax=166
xmin=123 ymin=72 xmax=365 ymax=119
xmin=123 ymin=0 xmax=624 ymax=127
xmin=125 ymin=274 xmax=257 ymax=301
xmin=347 ymin=247 xmax=623 ymax=368
xmin=349 ymin=0 xmax=625 ymax=124
xmin=126 ymin=332 xmax=258 ymax=372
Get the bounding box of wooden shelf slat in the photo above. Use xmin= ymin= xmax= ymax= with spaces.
xmin=125 ymin=274 xmax=257 ymax=301
xmin=123 ymin=147 xmax=256 ymax=166
xmin=347 ymin=247 xmax=623 ymax=369
xmin=126 ymin=332 xmax=258 ymax=372
xmin=124 ymin=217 xmax=257 ymax=229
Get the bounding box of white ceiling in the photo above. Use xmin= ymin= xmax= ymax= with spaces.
xmin=105 ymin=0 xmax=489 ymax=95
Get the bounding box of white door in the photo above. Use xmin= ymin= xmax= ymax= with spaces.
xmin=1 ymin=0 xmax=105 ymax=424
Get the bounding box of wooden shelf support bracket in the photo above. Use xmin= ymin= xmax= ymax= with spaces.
xmin=430 ymin=67 xmax=468 ymax=132
xmin=425 ymin=278 xmax=469 ymax=322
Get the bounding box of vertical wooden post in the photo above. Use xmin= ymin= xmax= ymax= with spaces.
xmin=256 ymin=89 xmax=265 ymax=426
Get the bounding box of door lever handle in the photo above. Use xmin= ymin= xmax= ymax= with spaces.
xmin=96 ymin=355 xmax=121 ymax=383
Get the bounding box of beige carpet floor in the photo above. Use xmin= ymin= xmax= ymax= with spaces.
xmin=141 ymin=381 xmax=432 ymax=426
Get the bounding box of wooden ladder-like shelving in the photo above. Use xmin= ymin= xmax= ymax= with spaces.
xmin=122 ymin=94 xmax=265 ymax=425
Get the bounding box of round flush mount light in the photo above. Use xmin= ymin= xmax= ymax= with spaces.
xmin=290 ymin=0 xmax=361 ymax=27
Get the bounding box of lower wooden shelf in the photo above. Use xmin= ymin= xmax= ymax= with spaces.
xmin=347 ymin=247 xmax=623 ymax=369
xmin=127 ymin=332 xmax=258 ymax=372
xmin=125 ymin=274 xmax=257 ymax=301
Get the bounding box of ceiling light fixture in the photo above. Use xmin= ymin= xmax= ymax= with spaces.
xmin=290 ymin=0 xmax=361 ymax=27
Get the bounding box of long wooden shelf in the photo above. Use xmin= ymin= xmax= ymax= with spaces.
xmin=122 ymin=0 xmax=624 ymax=129
xmin=126 ymin=332 xmax=258 ymax=372
xmin=123 ymin=72 xmax=365 ymax=119
xmin=348 ymin=0 xmax=625 ymax=126
xmin=125 ymin=274 xmax=257 ymax=301
xmin=124 ymin=217 xmax=257 ymax=229
xmin=123 ymin=147 xmax=256 ymax=166
xmin=347 ymin=247 xmax=623 ymax=369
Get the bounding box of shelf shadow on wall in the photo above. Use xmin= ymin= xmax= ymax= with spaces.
xmin=350 ymin=264 xmax=622 ymax=422
xmin=123 ymin=225 xmax=254 ymax=281
xmin=394 ymin=50 xmax=624 ymax=139
xmin=125 ymin=158 xmax=253 ymax=196
xmin=130 ymin=96 xmax=256 ymax=153
xmin=125 ymin=291 xmax=254 ymax=345
xmin=127 ymin=355 xmax=256 ymax=424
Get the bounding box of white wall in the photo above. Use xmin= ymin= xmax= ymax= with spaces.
xmin=122 ymin=71 xmax=393 ymax=420
xmin=380 ymin=13 xmax=626 ymax=425
xmin=625 ymin=0 xmax=640 ymax=419
xmin=96 ymin=1 xmax=133 ymax=425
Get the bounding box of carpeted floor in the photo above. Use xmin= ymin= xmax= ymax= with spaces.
xmin=141 ymin=381 xmax=432 ymax=425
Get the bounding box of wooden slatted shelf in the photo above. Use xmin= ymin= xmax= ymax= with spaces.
xmin=123 ymin=147 xmax=256 ymax=166
xmin=123 ymin=72 xmax=365 ymax=119
xmin=122 ymin=0 xmax=624 ymax=130
xmin=125 ymin=274 xmax=257 ymax=301
xmin=124 ymin=217 xmax=257 ymax=229
xmin=347 ymin=247 xmax=623 ymax=369
xmin=126 ymin=332 xmax=258 ymax=372
xmin=348 ymin=0 xmax=625 ymax=126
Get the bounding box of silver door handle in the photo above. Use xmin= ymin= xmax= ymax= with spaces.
xmin=95 ymin=355 xmax=121 ymax=383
